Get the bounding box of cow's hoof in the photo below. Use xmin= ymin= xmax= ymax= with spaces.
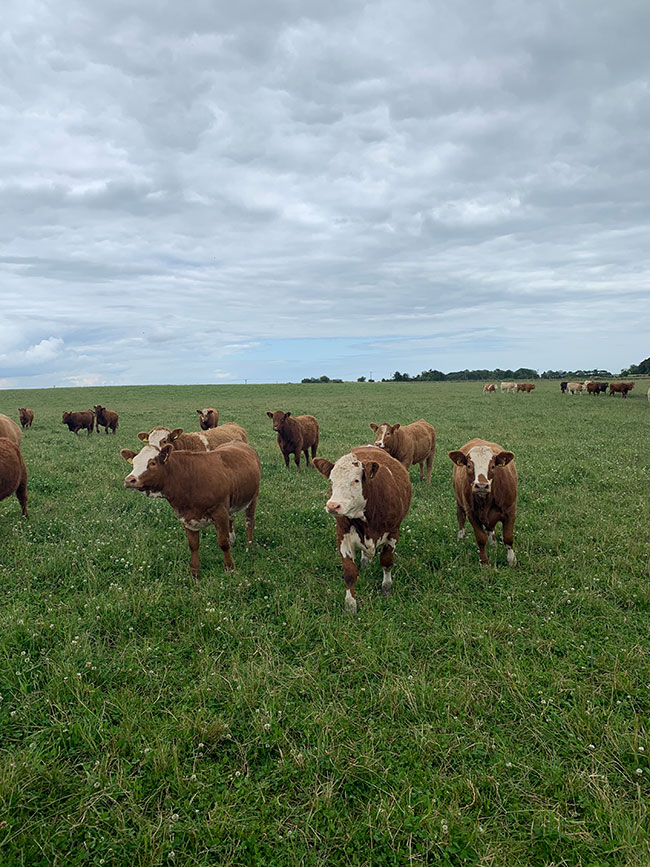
xmin=507 ymin=548 xmax=517 ymax=566
xmin=381 ymin=583 xmax=393 ymax=598
xmin=457 ymin=529 xmax=466 ymax=540
xmin=488 ymin=531 xmax=496 ymax=546
xmin=344 ymin=592 xmax=358 ymax=614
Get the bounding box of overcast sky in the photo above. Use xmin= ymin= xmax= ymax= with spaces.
xmin=2 ymin=0 xmax=649 ymax=388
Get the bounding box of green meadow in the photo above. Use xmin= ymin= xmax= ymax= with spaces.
xmin=1 ymin=379 xmax=649 ymax=866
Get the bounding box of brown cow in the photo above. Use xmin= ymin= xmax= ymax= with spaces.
xmin=609 ymin=382 xmax=635 ymax=398
xmin=586 ymin=381 xmax=608 ymax=395
xmin=267 ymin=410 xmax=319 ymax=471
xmin=516 ymin=383 xmax=535 ymax=392
xmin=314 ymin=446 xmax=411 ymax=613
xmin=197 ymin=408 xmax=219 ymax=430
xmin=0 ymin=437 xmax=28 ymax=518
xmin=482 ymin=384 xmax=496 ymax=393
xmin=369 ymin=420 xmax=436 ymax=483
xmin=121 ymin=440 xmax=261 ymax=576
xmin=62 ymin=410 xmax=94 ymax=435
xmin=0 ymin=414 xmax=22 ymax=446
xmin=18 ymin=408 xmax=34 ymax=429
xmin=93 ymin=405 xmax=118 ymax=434
xmin=448 ymin=438 xmax=518 ymax=567
xmin=138 ymin=423 xmax=247 ymax=452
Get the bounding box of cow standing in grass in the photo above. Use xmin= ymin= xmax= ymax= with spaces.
xmin=93 ymin=405 xmax=119 ymax=434
xmin=369 ymin=419 xmax=436 ymax=484
xmin=0 ymin=437 xmax=28 ymax=519
xmin=0 ymin=414 xmax=22 ymax=446
xmin=197 ymin=408 xmax=219 ymax=430
xmin=138 ymin=424 xmax=247 ymax=452
xmin=609 ymin=382 xmax=635 ymax=398
xmin=62 ymin=410 xmax=95 ymax=435
xmin=314 ymin=446 xmax=411 ymax=613
xmin=267 ymin=410 xmax=319 ymax=471
xmin=18 ymin=409 xmax=34 ymax=429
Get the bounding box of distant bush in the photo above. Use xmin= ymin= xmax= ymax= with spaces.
xmin=301 ymin=376 xmax=343 ymax=383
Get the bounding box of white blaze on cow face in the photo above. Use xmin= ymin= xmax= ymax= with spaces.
xmin=129 ymin=445 xmax=160 ymax=485
xmin=375 ymin=425 xmax=390 ymax=448
xmin=326 ymin=453 xmax=367 ymax=519
xmin=148 ymin=428 xmax=171 ymax=449
xmin=467 ymin=445 xmax=495 ymax=494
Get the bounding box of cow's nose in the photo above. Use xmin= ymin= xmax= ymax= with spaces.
xmin=124 ymin=476 xmax=137 ymax=488
xmin=473 ymin=482 xmax=490 ymax=492
xmin=326 ymin=501 xmax=341 ymax=514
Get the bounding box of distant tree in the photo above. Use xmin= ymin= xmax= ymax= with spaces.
xmin=357 ymin=376 xmax=366 ymax=382
xmin=623 ymin=356 xmax=650 ymax=375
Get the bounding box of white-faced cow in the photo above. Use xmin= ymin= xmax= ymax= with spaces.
xmin=483 ymin=384 xmax=496 ymax=393
xmin=448 ymin=438 xmax=518 ymax=567
xmin=369 ymin=419 xmax=436 ymax=484
xmin=138 ymin=423 xmax=247 ymax=452
xmin=314 ymin=446 xmax=412 ymax=613
xmin=197 ymin=408 xmax=219 ymax=430
xmin=267 ymin=410 xmax=319 ymax=471
xmin=121 ymin=440 xmax=261 ymax=576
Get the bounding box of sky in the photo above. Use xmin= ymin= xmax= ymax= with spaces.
xmin=2 ymin=0 xmax=649 ymax=388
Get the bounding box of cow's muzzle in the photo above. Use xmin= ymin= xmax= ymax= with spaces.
xmin=124 ymin=476 xmax=140 ymax=488
xmin=326 ymin=501 xmax=342 ymax=514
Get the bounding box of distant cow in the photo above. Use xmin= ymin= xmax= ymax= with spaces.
xmin=267 ymin=410 xmax=319 ymax=471
xmin=560 ymin=381 xmax=568 ymax=393
xmin=586 ymin=381 xmax=608 ymax=395
xmin=609 ymin=382 xmax=635 ymax=398
xmin=500 ymin=382 xmax=516 ymax=393
xmin=314 ymin=446 xmax=411 ymax=613
xmin=483 ymin=384 xmax=496 ymax=393
xmin=647 ymin=386 xmax=650 ymax=404
xmin=369 ymin=419 xmax=436 ymax=484
xmin=448 ymin=437 xmax=518 ymax=567
xmin=18 ymin=409 xmax=34 ymax=429
xmin=566 ymin=382 xmax=584 ymax=395
xmin=197 ymin=408 xmax=219 ymax=430
xmin=62 ymin=410 xmax=94 ymax=434
xmin=122 ymin=440 xmax=261 ymax=575
xmin=0 ymin=437 xmax=28 ymax=519
xmin=93 ymin=405 xmax=118 ymax=434
xmin=0 ymin=413 xmax=22 ymax=446
xmin=516 ymin=383 xmax=535 ymax=393
xmin=137 ymin=423 xmax=247 ymax=452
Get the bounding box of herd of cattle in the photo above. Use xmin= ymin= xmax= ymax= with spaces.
xmin=0 ymin=382 xmax=648 ymax=611
xmin=485 ymin=380 xmax=643 ymax=397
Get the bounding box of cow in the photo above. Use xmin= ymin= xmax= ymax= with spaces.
xmin=448 ymin=438 xmax=517 ymax=567
xmin=560 ymin=381 xmax=568 ymax=394
xmin=483 ymin=384 xmax=496 ymax=393
xmin=0 ymin=414 xmax=22 ymax=447
xmin=197 ymin=408 xmax=219 ymax=430
xmin=267 ymin=411 xmax=319 ymax=471
xmin=516 ymin=383 xmax=535 ymax=392
xmin=138 ymin=423 xmax=247 ymax=453
xmin=609 ymin=382 xmax=635 ymax=398
xmin=369 ymin=419 xmax=436 ymax=484
xmin=566 ymin=382 xmax=584 ymax=395
xmin=121 ymin=440 xmax=261 ymax=576
xmin=0 ymin=437 xmax=28 ymax=519
xmin=500 ymin=382 xmax=516 ymax=393
xmin=62 ymin=410 xmax=94 ymax=434
xmin=93 ymin=405 xmax=118 ymax=434
xmin=586 ymin=381 xmax=608 ymax=395
xmin=314 ymin=446 xmax=411 ymax=613
xmin=18 ymin=409 xmax=34 ymax=429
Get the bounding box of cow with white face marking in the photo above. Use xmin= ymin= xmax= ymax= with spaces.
xmin=121 ymin=440 xmax=261 ymax=575
xmin=197 ymin=408 xmax=219 ymax=430
xmin=448 ymin=438 xmax=518 ymax=567
xmin=314 ymin=446 xmax=412 ymax=613
xmin=369 ymin=419 xmax=436 ymax=484
xmin=138 ymin=423 xmax=247 ymax=453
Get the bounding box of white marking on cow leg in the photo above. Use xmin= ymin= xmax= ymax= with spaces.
xmin=360 ymin=551 xmax=370 ymax=569
xmin=229 ymin=530 xmax=236 ymax=544
xmin=381 ymin=568 xmax=393 ymax=597
xmin=506 ymin=546 xmax=517 ymax=566
xmin=345 ymin=590 xmax=357 ymax=614
xmin=488 ymin=531 xmax=496 ymax=546
xmin=457 ymin=528 xmax=466 ymax=540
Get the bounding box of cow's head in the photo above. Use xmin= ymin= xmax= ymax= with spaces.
xmin=314 ymin=452 xmax=379 ymax=519
xmin=121 ymin=443 xmax=173 ymax=492
xmin=267 ymin=410 xmax=290 ymax=432
xmin=138 ymin=427 xmax=182 ymax=449
xmin=62 ymin=412 xmax=69 ymax=423
xmin=197 ymin=408 xmax=215 ymax=430
xmin=369 ymin=422 xmax=399 ymax=453
xmin=448 ymin=445 xmax=514 ymax=496
xmin=93 ymin=404 xmax=103 ymax=414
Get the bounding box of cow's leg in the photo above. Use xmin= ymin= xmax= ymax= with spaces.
xmin=311 ymin=441 xmax=318 ymax=460
xmin=342 ymin=556 xmax=359 ymax=614
xmin=502 ymin=514 xmax=517 ymax=566
xmin=425 ymin=453 xmax=434 ymax=484
xmin=16 ymin=477 xmax=28 ymax=519
xmin=184 ymin=527 xmax=201 ymax=578
xmin=379 ymin=540 xmax=397 ymax=597
xmin=294 ymin=450 xmax=301 ymax=472
xmin=303 ymin=448 xmax=310 ymax=466
xmin=229 ymin=518 xmax=235 ymax=544
xmin=213 ymin=509 xmax=235 ymax=571
xmin=456 ymin=503 xmax=467 ymax=540
xmin=467 ymin=515 xmax=489 ymax=565
xmin=282 ymin=450 xmax=290 ymax=469
xmin=418 ymin=461 xmax=424 ymax=481
xmin=487 ymin=529 xmax=496 ymax=546
xmin=245 ymin=496 xmax=258 ymax=545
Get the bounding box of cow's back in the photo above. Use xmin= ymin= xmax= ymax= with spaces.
xmin=0 ymin=414 xmax=22 ymax=447
xmin=204 ymin=423 xmax=248 ymax=448
xmin=168 ymin=442 xmax=260 ymax=512
xmin=402 ymin=419 xmax=436 ymax=465
xmin=294 ymin=415 xmax=319 ymax=447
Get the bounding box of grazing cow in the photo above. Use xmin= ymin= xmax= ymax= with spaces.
xmin=566 ymin=382 xmax=584 ymax=395
xmin=93 ymin=405 xmax=118 ymax=434
xmin=516 ymin=383 xmax=536 ymax=392
xmin=121 ymin=440 xmax=261 ymax=576
xmin=62 ymin=410 xmax=94 ymax=434
xmin=369 ymin=419 xmax=436 ymax=483
xmin=0 ymin=437 xmax=28 ymax=519
xmin=314 ymin=446 xmax=411 ymax=613
xmin=137 ymin=423 xmax=247 ymax=452
xmin=483 ymin=384 xmax=496 ymax=393
xmin=609 ymin=381 xmax=635 ymax=398
xmin=197 ymin=408 xmax=219 ymax=430
xmin=0 ymin=414 xmax=22 ymax=446
xmin=500 ymin=382 xmax=516 ymax=393
xmin=18 ymin=408 xmax=34 ymax=429
xmin=267 ymin=410 xmax=319 ymax=471
xmin=448 ymin=438 xmax=517 ymax=567
xmin=560 ymin=381 xmax=568 ymax=393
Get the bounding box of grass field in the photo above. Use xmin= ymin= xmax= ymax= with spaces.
xmin=1 ymin=379 xmax=650 ymax=866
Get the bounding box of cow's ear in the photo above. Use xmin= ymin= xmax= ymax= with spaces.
xmin=170 ymin=428 xmax=183 ymax=441
xmin=369 ymin=423 xmax=378 ymax=432
xmin=448 ymin=450 xmax=468 ymax=466
xmin=159 ymin=444 xmax=173 ymax=464
xmin=121 ymin=449 xmax=136 ymax=464
xmin=392 ymin=423 xmax=400 ymax=432
xmin=137 ymin=431 xmax=149 ymax=442
xmin=284 ymin=412 xmax=291 ymax=419
xmin=494 ymin=451 xmax=514 ymax=467
xmin=266 ymin=411 xmax=274 ymax=418
xmin=196 ymin=409 xmax=202 ymax=415
xmin=313 ymin=458 xmax=334 ymax=479
xmin=364 ymin=461 xmax=380 ymax=480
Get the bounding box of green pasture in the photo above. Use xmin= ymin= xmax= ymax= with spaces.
xmin=1 ymin=379 xmax=649 ymax=865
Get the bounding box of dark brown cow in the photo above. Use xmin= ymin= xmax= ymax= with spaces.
xmin=121 ymin=440 xmax=261 ymax=576
xmin=0 ymin=437 xmax=28 ymax=518
xmin=18 ymin=408 xmax=34 ymax=429
xmin=448 ymin=438 xmax=518 ymax=567
xmin=314 ymin=446 xmax=411 ymax=613
xmin=62 ymin=410 xmax=94 ymax=435
xmin=138 ymin=423 xmax=247 ymax=453
xmin=369 ymin=419 xmax=436 ymax=483
xmin=586 ymin=381 xmax=609 ymax=395
xmin=516 ymin=383 xmax=536 ymax=392
xmin=267 ymin=410 xmax=319 ymax=471
xmin=609 ymin=381 xmax=635 ymax=398
xmin=0 ymin=414 xmax=22 ymax=446
xmin=93 ymin=405 xmax=118 ymax=434
xmin=560 ymin=381 xmax=568 ymax=393
xmin=197 ymin=408 xmax=219 ymax=430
